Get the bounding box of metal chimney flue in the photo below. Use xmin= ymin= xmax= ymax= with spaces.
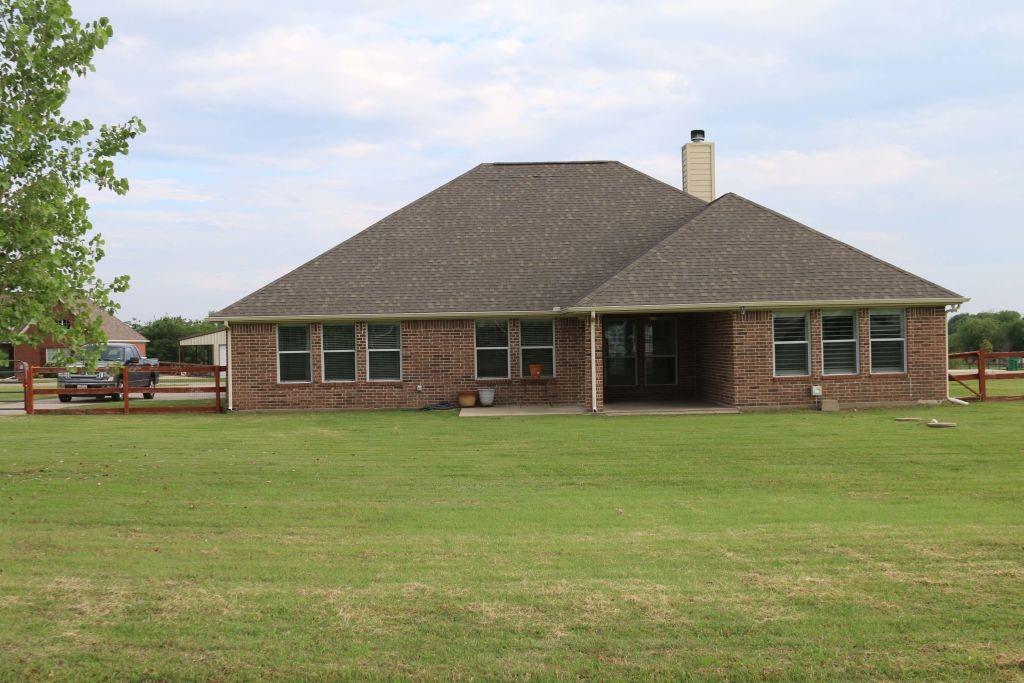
xmin=690 ymin=129 xmax=705 ymax=143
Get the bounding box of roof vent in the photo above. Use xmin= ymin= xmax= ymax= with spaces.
xmin=690 ymin=129 xmax=705 ymax=143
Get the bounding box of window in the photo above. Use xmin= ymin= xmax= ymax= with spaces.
xmin=475 ymin=320 xmax=509 ymax=379
xmin=773 ymin=313 xmax=809 ymax=376
xmin=821 ymin=311 xmax=858 ymax=375
xmin=520 ymin=319 xmax=554 ymax=378
xmin=604 ymin=319 xmax=637 ymax=386
xmin=322 ymin=323 xmax=356 ymax=382
xmin=98 ymin=346 xmax=126 ymax=363
xmin=870 ymin=310 xmax=906 ymax=373
xmin=44 ymin=348 xmax=63 ymax=364
xmin=367 ymin=323 xmax=401 ymax=381
xmin=644 ymin=317 xmax=677 ymax=385
xmin=277 ymin=325 xmax=311 ymax=382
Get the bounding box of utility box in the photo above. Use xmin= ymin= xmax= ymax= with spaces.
xmin=820 ymin=398 xmax=840 ymax=412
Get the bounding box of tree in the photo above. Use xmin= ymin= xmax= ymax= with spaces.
xmin=0 ymin=0 xmax=143 ymax=354
xmin=948 ymin=311 xmax=1024 ymax=352
xmin=132 ymin=316 xmax=220 ymax=363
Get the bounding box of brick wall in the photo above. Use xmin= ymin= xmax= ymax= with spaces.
xmin=228 ymin=307 xmax=949 ymax=412
xmin=731 ymin=307 xmax=948 ymax=408
xmin=230 ymin=317 xmax=591 ymax=411
xmin=693 ymin=312 xmax=735 ymax=405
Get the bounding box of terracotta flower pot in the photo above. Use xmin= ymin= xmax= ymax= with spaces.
xmin=457 ymin=390 xmax=477 ymax=408
xmin=528 ymin=363 xmax=543 ymax=379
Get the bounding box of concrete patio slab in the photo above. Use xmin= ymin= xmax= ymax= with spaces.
xmin=603 ymin=401 xmax=739 ymax=416
xmin=460 ymin=401 xmax=739 ymax=417
xmin=460 ymin=404 xmax=586 ymax=417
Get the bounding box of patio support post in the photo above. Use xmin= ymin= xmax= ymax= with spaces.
xmin=225 ymin=320 xmax=232 ymax=411
xmin=590 ymin=310 xmax=598 ymax=412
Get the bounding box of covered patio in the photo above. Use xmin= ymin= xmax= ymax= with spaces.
xmin=599 ymin=311 xmax=735 ymax=410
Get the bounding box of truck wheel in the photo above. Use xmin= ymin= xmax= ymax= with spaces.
xmin=143 ymin=379 xmax=155 ymax=400
xmin=110 ymin=381 xmax=122 ymax=401
xmin=58 ymin=394 xmax=72 ymax=403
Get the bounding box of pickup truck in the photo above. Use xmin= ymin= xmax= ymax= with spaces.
xmin=57 ymin=343 xmax=159 ymax=402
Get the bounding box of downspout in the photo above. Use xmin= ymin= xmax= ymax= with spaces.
xmin=590 ymin=310 xmax=598 ymax=412
xmin=945 ymin=306 xmax=969 ymax=406
xmin=225 ymin=320 xmax=233 ymax=411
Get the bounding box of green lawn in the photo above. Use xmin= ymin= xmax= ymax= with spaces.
xmin=1 ymin=405 xmax=1022 ymax=679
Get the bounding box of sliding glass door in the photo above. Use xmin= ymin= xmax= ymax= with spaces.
xmin=604 ymin=316 xmax=677 ymax=389
xmin=644 ymin=317 xmax=677 ymax=385
xmin=604 ymin=319 xmax=637 ymax=386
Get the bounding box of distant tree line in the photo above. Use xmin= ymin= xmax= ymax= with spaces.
xmin=948 ymin=311 xmax=1024 ymax=353
xmin=131 ymin=316 xmax=220 ymax=363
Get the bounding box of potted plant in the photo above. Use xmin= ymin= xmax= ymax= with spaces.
xmin=478 ymin=387 xmax=495 ymax=406
xmin=528 ymin=363 xmax=543 ymax=379
xmin=457 ymin=390 xmax=477 ymax=408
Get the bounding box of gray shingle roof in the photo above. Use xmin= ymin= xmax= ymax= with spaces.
xmin=576 ymin=193 xmax=962 ymax=308
xmin=213 ymin=162 xmax=963 ymax=319
xmin=213 ymin=162 xmax=707 ymax=317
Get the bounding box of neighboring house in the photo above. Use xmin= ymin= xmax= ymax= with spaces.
xmin=2 ymin=301 xmax=147 ymax=370
xmin=210 ymin=132 xmax=966 ymax=412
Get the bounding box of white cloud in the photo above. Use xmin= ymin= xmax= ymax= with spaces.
xmin=720 ymin=145 xmax=932 ymax=197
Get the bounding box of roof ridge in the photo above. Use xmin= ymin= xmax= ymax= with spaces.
xmin=486 ymin=160 xmax=612 ymax=166
xmin=572 ymin=193 xmax=728 ymax=307
xmin=721 ymin=192 xmax=963 ymax=299
xmin=609 ymin=160 xmax=709 ymax=204
xmin=212 ymin=164 xmax=487 ymax=317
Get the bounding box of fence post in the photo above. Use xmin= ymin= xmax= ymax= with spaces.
xmin=122 ymin=365 xmax=131 ymax=415
xmin=215 ymin=365 xmax=222 ymax=413
xmin=977 ymin=349 xmax=987 ymax=402
xmin=24 ymin=365 xmax=34 ymax=415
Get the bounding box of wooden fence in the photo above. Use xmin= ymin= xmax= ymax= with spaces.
xmin=24 ymin=363 xmax=226 ymax=415
xmin=948 ymin=350 xmax=1024 ymax=402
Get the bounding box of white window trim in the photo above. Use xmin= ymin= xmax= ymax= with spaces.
xmin=321 ymin=323 xmax=357 ymax=383
xmin=475 ymin=319 xmax=510 ymax=380
xmin=772 ymin=311 xmax=811 ymax=378
xmin=869 ymin=308 xmax=907 ymax=374
xmin=820 ymin=310 xmax=859 ymax=376
xmin=44 ymin=348 xmax=63 ymax=364
xmin=366 ymin=322 xmax=402 ymax=382
xmin=276 ymin=324 xmax=312 ymax=384
xmin=519 ymin=319 xmax=556 ymax=379
xmin=604 ymin=318 xmax=638 ymax=387
xmin=644 ymin=317 xmax=678 ymax=386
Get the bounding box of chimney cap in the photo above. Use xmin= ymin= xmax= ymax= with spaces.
xmin=690 ymin=129 xmax=706 ymax=143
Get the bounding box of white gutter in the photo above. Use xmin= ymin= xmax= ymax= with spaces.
xmin=225 ymin=320 xmax=233 ymax=411
xmin=207 ymin=309 xmax=569 ymax=323
xmin=567 ymin=297 xmax=969 ymax=315
xmin=208 ymin=298 xmax=969 ymax=325
xmin=589 ymin=310 xmax=598 ymax=413
xmin=944 ymin=306 xmax=969 ymax=406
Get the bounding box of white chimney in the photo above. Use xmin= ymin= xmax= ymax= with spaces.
xmin=681 ymin=129 xmax=715 ymax=202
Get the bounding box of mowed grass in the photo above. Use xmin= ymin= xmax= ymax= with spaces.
xmin=1 ymin=405 xmax=1023 ymax=680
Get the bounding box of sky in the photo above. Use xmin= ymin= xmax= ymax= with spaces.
xmin=66 ymin=0 xmax=1024 ymax=321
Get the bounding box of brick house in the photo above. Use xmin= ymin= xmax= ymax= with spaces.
xmin=210 ymin=133 xmax=965 ymax=412
xmin=2 ymin=301 xmax=147 ymax=372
